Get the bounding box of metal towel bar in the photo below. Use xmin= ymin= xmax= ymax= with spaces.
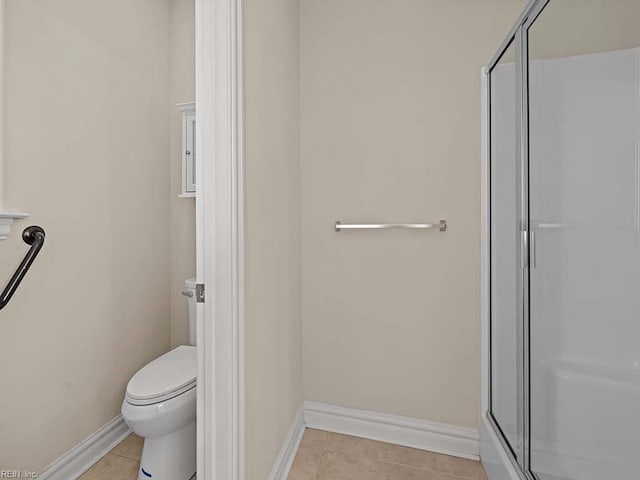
xmin=0 ymin=226 xmax=45 ymax=310
xmin=335 ymin=220 xmax=447 ymax=232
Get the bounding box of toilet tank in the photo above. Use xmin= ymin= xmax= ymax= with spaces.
xmin=184 ymin=278 xmax=197 ymax=346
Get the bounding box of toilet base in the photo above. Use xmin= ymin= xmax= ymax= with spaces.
xmin=138 ymin=420 xmax=196 ymax=480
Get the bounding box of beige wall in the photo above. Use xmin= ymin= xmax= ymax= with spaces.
xmin=0 ymin=0 xmax=172 ymax=471
xmin=244 ymin=0 xmax=302 ymax=478
xmin=169 ymin=0 xmax=196 ymax=347
xmin=300 ymin=0 xmax=525 ymax=429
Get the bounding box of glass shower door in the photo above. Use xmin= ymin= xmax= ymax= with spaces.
xmin=489 ymin=39 xmax=521 ymax=461
xmin=527 ymin=2 xmax=640 ymax=479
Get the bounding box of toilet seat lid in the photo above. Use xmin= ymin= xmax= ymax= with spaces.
xmin=126 ymin=345 xmax=196 ymax=405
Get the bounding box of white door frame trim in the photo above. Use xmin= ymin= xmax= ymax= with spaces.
xmin=195 ymin=0 xmax=244 ymax=479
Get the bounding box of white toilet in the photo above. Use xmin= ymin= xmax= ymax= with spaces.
xmin=122 ymin=278 xmax=198 ymax=480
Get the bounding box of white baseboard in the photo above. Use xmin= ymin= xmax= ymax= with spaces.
xmin=39 ymin=415 xmax=131 ymax=480
xmin=303 ymin=401 xmax=479 ymax=460
xmin=267 ymin=406 xmax=306 ymax=480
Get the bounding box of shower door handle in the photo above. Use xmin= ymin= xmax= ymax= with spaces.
xmin=522 ymin=229 xmax=536 ymax=269
xmin=530 ymin=230 xmax=536 ymax=268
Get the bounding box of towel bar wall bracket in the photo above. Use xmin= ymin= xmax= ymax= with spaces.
xmin=0 ymin=225 xmax=45 ymax=310
xmin=335 ymin=219 xmax=447 ymax=232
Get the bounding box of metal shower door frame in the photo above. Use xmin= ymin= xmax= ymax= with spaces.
xmin=484 ymin=1 xmax=551 ymax=479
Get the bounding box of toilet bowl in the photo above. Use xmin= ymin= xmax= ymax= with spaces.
xmin=122 ymin=278 xmax=197 ymax=480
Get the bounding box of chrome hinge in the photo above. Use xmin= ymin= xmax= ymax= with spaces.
xmin=196 ymin=283 xmax=205 ymax=303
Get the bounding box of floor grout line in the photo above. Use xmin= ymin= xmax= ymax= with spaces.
xmin=309 ymin=442 xmax=325 ymax=480
xmin=378 ymin=457 xmax=440 ymax=473
xmin=108 ymin=451 xmax=142 ymax=462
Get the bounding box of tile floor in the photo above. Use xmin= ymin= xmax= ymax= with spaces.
xmin=77 ymin=428 xmax=488 ymax=480
xmin=288 ymin=429 xmax=488 ymax=480
xmin=78 ymin=433 xmax=143 ymax=480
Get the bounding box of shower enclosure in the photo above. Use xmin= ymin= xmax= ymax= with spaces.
xmin=481 ymin=1 xmax=640 ymax=479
